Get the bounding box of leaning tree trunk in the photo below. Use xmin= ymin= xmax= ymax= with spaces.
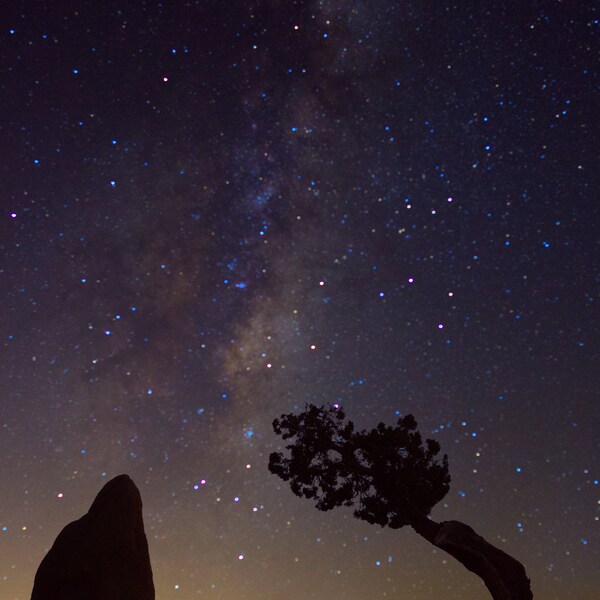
xmin=410 ymin=512 xmax=533 ymax=600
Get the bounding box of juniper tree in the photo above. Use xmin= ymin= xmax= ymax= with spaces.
xmin=269 ymin=404 xmax=532 ymax=600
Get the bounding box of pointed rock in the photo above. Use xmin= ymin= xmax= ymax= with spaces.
xmin=31 ymin=474 xmax=155 ymax=600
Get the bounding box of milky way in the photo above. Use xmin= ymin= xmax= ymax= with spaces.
xmin=0 ymin=2 xmax=597 ymax=599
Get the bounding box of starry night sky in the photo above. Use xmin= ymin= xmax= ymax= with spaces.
xmin=0 ymin=1 xmax=598 ymax=599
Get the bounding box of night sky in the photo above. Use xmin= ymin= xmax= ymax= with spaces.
xmin=0 ymin=1 xmax=598 ymax=599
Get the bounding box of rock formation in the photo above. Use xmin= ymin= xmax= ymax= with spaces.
xmin=31 ymin=474 xmax=155 ymax=600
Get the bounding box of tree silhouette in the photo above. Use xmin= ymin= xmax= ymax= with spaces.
xmin=269 ymin=404 xmax=532 ymax=600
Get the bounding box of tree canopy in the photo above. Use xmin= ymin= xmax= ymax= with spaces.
xmin=269 ymin=404 xmax=450 ymax=528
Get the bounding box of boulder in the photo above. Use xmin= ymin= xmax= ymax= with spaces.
xmin=31 ymin=474 xmax=155 ymax=600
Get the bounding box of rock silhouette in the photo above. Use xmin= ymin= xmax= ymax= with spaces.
xmin=31 ymin=474 xmax=155 ymax=600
